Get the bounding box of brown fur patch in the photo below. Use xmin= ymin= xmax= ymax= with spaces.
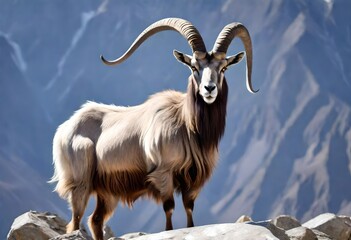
xmin=193 ymin=76 xmax=228 ymax=149
xmin=93 ymin=171 xmax=165 ymax=207
xmin=177 ymin=75 xmax=228 ymax=189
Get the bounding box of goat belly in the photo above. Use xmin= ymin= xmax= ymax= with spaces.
xmin=93 ymin=170 xmax=148 ymax=204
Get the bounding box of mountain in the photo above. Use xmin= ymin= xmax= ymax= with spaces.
xmin=209 ymin=0 xmax=351 ymax=223
xmin=0 ymin=34 xmax=67 ymax=238
xmin=0 ymin=0 xmax=350 ymax=238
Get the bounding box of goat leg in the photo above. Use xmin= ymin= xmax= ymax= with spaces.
xmin=163 ymin=196 xmax=175 ymax=230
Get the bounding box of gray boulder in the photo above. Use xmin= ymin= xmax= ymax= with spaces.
xmin=249 ymin=220 xmax=290 ymax=240
xmin=286 ymin=226 xmax=317 ymax=240
xmin=310 ymin=229 xmax=332 ymax=240
xmin=50 ymin=230 xmax=93 ymax=240
xmin=118 ymin=223 xmax=279 ymax=240
xmin=273 ymin=215 xmax=301 ymax=231
xmin=303 ymin=213 xmax=351 ymax=240
xmin=7 ymin=211 xmax=67 ymax=240
xmin=6 ymin=210 xmax=117 ymax=240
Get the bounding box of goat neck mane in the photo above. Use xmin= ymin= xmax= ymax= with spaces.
xmin=184 ymin=76 xmax=228 ymax=150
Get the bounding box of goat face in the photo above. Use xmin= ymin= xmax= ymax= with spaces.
xmin=173 ymin=50 xmax=245 ymax=104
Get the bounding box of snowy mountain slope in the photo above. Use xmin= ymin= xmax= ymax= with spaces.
xmin=0 ymin=0 xmax=350 ymax=238
xmin=208 ymin=0 xmax=351 ymax=223
xmin=0 ymin=34 xmax=67 ymax=238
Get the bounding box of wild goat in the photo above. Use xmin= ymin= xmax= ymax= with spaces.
xmin=50 ymin=18 xmax=257 ymax=240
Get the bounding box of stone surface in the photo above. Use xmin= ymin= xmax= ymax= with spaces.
xmin=310 ymin=229 xmax=332 ymax=240
xmin=103 ymin=225 xmax=115 ymax=240
xmin=286 ymin=226 xmax=317 ymax=240
xmin=50 ymin=230 xmax=93 ymax=240
xmin=8 ymin=211 xmax=351 ymax=240
xmin=7 ymin=211 xmax=67 ymax=240
xmin=249 ymin=220 xmax=290 ymax=240
xmin=122 ymin=223 xmax=279 ymax=240
xmin=273 ymin=215 xmax=301 ymax=231
xmin=303 ymin=213 xmax=351 ymax=240
xmin=115 ymin=232 xmax=148 ymax=239
xmin=6 ymin=210 xmax=117 ymax=240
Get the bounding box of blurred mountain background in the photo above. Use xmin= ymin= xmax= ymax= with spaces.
xmin=0 ymin=0 xmax=350 ymax=238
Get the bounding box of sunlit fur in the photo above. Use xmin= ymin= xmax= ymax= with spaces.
xmin=50 ymin=73 xmax=228 ymax=239
xmin=51 ymin=16 xmax=254 ymax=240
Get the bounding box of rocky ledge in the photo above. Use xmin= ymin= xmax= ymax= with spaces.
xmin=7 ymin=211 xmax=351 ymax=240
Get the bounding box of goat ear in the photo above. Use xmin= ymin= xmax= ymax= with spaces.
xmin=173 ymin=50 xmax=192 ymax=67
xmin=227 ymin=51 xmax=245 ymax=67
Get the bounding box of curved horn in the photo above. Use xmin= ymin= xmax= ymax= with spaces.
xmin=212 ymin=23 xmax=258 ymax=93
xmin=101 ymin=18 xmax=207 ymax=66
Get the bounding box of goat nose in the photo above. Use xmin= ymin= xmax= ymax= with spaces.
xmin=204 ymin=85 xmax=216 ymax=93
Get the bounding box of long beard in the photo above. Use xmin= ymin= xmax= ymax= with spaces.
xmin=192 ymin=79 xmax=228 ymax=150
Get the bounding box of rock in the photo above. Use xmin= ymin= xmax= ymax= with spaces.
xmin=115 ymin=232 xmax=148 ymax=239
xmin=286 ymin=226 xmax=317 ymax=240
xmin=7 ymin=211 xmax=67 ymax=240
xmin=236 ymin=215 xmax=253 ymax=223
xmin=122 ymin=223 xmax=279 ymax=240
xmin=303 ymin=213 xmax=351 ymax=240
xmin=8 ymin=211 xmax=351 ymax=240
xmin=103 ymin=225 xmax=115 ymax=240
xmin=50 ymin=230 xmax=93 ymax=240
xmin=248 ymin=220 xmax=290 ymax=240
xmin=310 ymin=229 xmax=332 ymax=240
xmin=272 ymin=215 xmax=301 ymax=230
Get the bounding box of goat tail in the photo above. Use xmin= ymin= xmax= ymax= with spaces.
xmin=49 ymin=124 xmax=95 ymax=200
xmin=49 ymin=129 xmax=74 ymax=199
